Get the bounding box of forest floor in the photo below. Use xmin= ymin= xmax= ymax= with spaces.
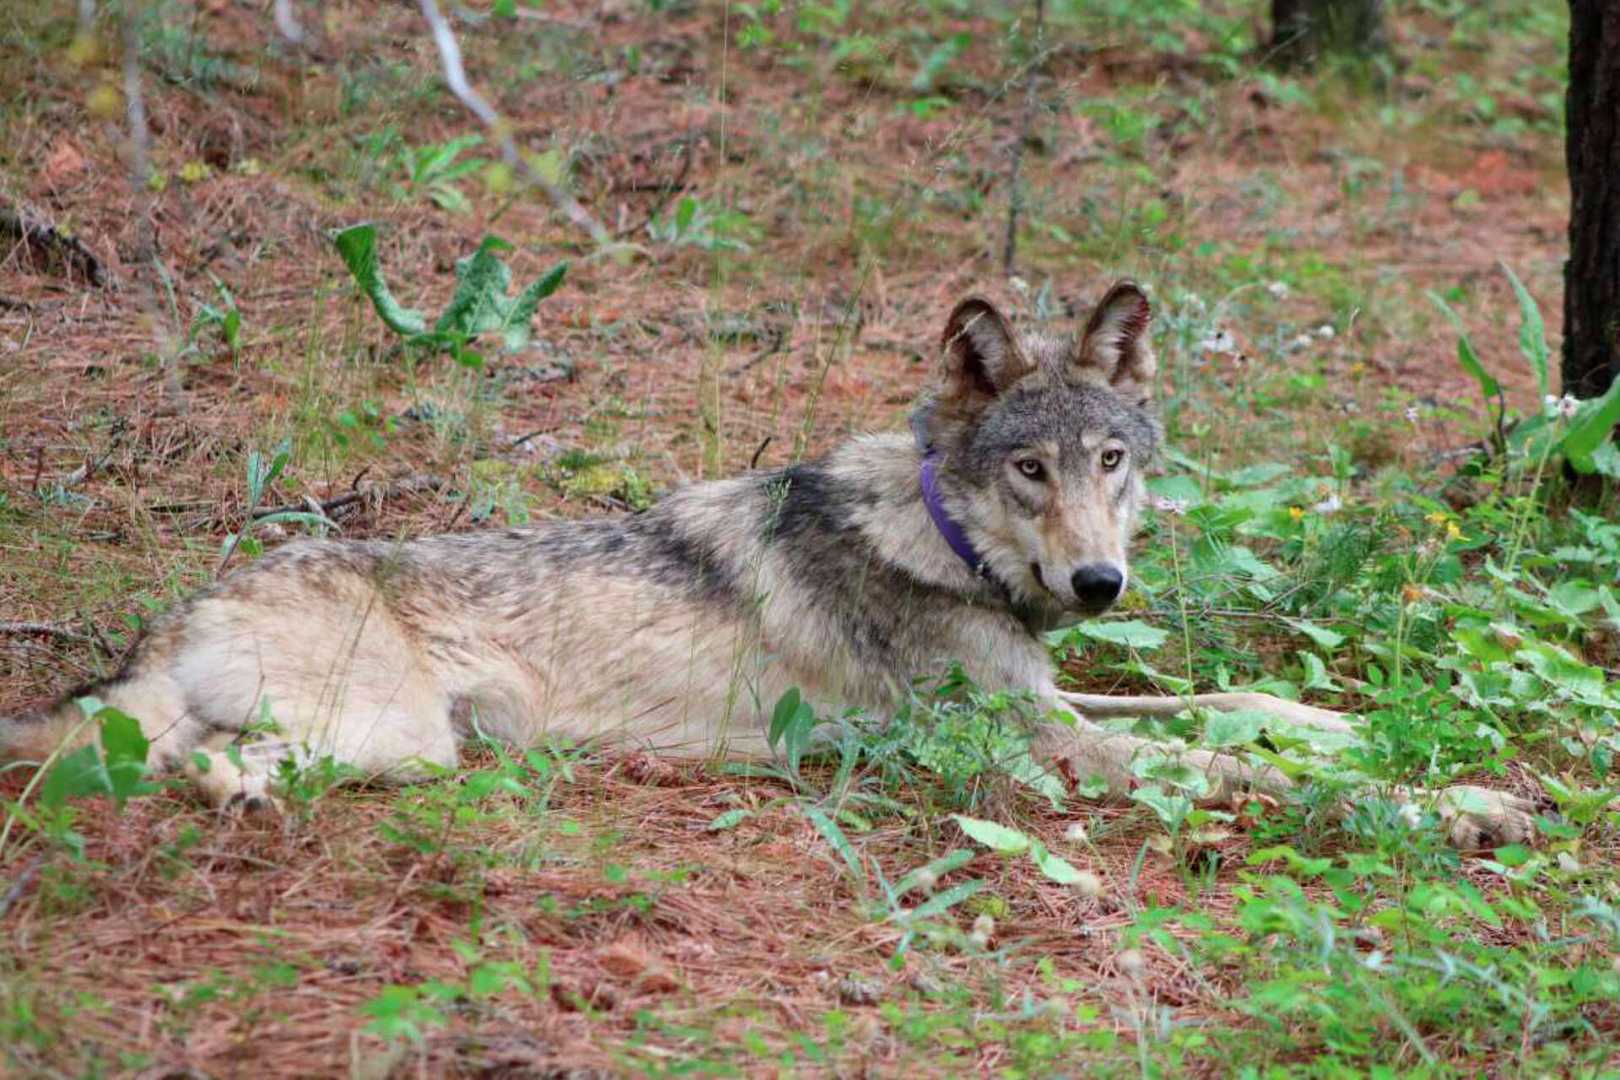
xmin=3 ymin=2 xmax=1612 ymax=1076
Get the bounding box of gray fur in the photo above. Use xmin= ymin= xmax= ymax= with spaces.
xmin=0 ymin=281 xmax=1535 ymax=848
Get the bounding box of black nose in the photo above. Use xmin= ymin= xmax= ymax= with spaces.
xmin=1071 ymin=564 xmax=1124 ymax=611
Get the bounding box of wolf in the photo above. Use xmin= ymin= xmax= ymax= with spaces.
xmin=2 ymin=281 xmax=1532 ymax=848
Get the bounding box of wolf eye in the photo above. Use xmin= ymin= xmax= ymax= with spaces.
xmin=1016 ymin=458 xmax=1046 ymax=481
xmin=1100 ymin=448 xmax=1125 ymax=471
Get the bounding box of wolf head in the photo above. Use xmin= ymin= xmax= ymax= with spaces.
xmin=911 ymin=281 xmax=1160 ymax=618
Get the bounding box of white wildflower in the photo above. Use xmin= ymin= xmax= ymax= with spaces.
xmin=1152 ymin=495 xmax=1189 ymax=516
xmin=1266 ymin=281 xmax=1290 ymax=299
xmin=1405 ymin=405 xmax=1421 ymax=423
xmin=1063 ymin=821 xmax=1089 ymax=844
xmin=1316 ymin=324 xmax=1336 ymax=340
xmin=1311 ymin=493 xmax=1342 ymax=515
xmin=1558 ymin=395 xmax=1580 ymax=419
xmin=1543 ymin=394 xmax=1561 ymax=416
xmin=1009 ymin=275 xmax=1030 ymax=295
xmin=1071 ymin=871 xmax=1103 ymax=900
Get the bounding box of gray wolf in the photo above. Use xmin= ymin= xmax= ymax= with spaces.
xmin=2 ymin=281 xmax=1532 ymax=847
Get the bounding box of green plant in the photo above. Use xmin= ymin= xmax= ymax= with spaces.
xmin=397 ymin=134 xmax=488 ymax=213
xmin=331 ymin=224 xmax=567 ymax=368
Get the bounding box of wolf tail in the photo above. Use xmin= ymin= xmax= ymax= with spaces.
xmin=0 ymin=692 xmax=101 ymax=764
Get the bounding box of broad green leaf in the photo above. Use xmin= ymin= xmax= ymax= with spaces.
xmin=1203 ymin=709 xmax=1267 ymax=748
xmin=907 ymin=879 xmax=985 ymax=921
xmin=1493 ymin=843 xmax=1534 ymax=868
xmin=768 ymin=687 xmax=801 ymax=751
xmin=804 ymin=804 xmax=864 ymax=883
xmin=1247 ymin=844 xmax=1333 ymax=877
xmin=330 ymin=224 xmax=429 ymax=336
xmin=501 ymin=262 xmax=568 ymax=352
xmin=1131 ymin=785 xmax=1193 ymax=830
xmin=1030 ymin=842 xmax=1086 ymax=885
xmin=895 ymin=849 xmax=975 ymax=897
xmin=1427 ymin=291 xmax=1500 ymax=398
xmin=1559 ymin=377 xmax=1620 ymax=473
xmin=707 ymin=808 xmax=751 ymax=831
xmin=1287 ymin=619 xmax=1345 ymax=649
xmin=1069 ymin=620 xmax=1169 ymax=650
xmin=1516 ymin=641 xmax=1610 ymax=703
xmin=952 ymin=813 xmax=1032 ymax=855
xmin=1500 ymin=263 xmax=1549 ymax=399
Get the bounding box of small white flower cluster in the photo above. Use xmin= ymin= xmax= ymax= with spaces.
xmin=1288 ymin=324 xmax=1337 ymax=352
xmin=1152 ymin=495 xmax=1189 ymax=516
xmin=1266 ymin=280 xmax=1290 ymax=299
xmin=1198 ymin=328 xmax=1237 ymax=355
xmin=1544 ymin=394 xmax=1580 ymax=419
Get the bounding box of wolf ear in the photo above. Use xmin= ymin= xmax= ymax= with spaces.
xmin=939 ymin=297 xmax=1032 ymax=403
xmin=1074 ymin=280 xmax=1155 ymax=400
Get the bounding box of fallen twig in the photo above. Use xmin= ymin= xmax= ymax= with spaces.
xmin=1002 ymin=0 xmax=1046 ymax=276
xmin=417 ymin=0 xmax=612 ymax=248
xmin=0 ymin=856 xmax=45 ymax=920
xmin=0 ymin=205 xmax=106 ymax=287
xmin=0 ymin=621 xmax=99 ymax=647
xmin=250 ymin=474 xmax=446 ymax=521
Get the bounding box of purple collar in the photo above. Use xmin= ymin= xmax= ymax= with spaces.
xmin=920 ymin=452 xmax=987 ymax=577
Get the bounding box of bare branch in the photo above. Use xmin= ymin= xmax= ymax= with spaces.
xmin=273 ymin=0 xmax=305 ymax=45
xmin=416 ymin=0 xmax=611 ymax=248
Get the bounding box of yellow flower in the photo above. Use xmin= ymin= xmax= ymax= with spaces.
xmin=179 ymin=161 xmax=210 ymax=184
xmin=1446 ymin=521 xmax=1463 ymax=541
xmin=1424 ymin=511 xmax=1448 ymax=527
xmin=1288 ymin=506 xmax=1305 ymax=521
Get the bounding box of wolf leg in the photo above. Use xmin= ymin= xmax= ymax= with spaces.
xmin=1036 ymin=711 xmax=1536 ymax=849
xmin=1055 ymin=689 xmax=1355 ymax=735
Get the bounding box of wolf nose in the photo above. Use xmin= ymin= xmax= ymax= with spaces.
xmin=1071 ymin=564 xmax=1124 ymax=612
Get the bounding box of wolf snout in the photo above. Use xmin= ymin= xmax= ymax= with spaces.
xmin=1070 ymin=563 xmax=1125 ymax=613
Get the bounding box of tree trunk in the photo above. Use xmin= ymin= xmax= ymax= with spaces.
xmin=1563 ymin=1 xmax=1620 ymax=401
xmin=1269 ymin=0 xmax=1387 ymax=67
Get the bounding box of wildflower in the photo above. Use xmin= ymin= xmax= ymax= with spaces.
xmin=1152 ymin=495 xmax=1188 ymax=516
xmin=1401 ymin=582 xmax=1425 ymax=605
xmin=1311 ymin=493 xmax=1342 ymax=515
xmin=1288 ymin=506 xmax=1306 ymax=522
xmin=1198 ymin=329 xmax=1236 ymax=355
xmin=972 ymin=914 xmax=995 ymax=938
xmin=1009 ymin=275 xmax=1030 ymax=295
xmin=1446 ymin=521 xmax=1463 ymax=541
xmin=1557 ymin=851 xmax=1582 ymax=873
xmin=1316 ymin=324 xmax=1336 ymax=340
xmin=1071 ymin=871 xmax=1103 ymax=900
xmin=1063 ymin=821 xmax=1089 ymax=844
xmin=1558 ymin=395 xmax=1580 ymax=419
xmin=1347 ymin=361 xmax=1367 ymax=377
xmin=1266 ymin=281 xmax=1290 ymax=299
xmin=1405 ymin=405 xmax=1420 ymax=423
xmin=1425 ymin=510 xmax=1449 ymax=527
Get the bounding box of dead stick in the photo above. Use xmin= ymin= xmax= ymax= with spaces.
xmin=1002 ymin=0 xmax=1045 ymax=276
xmin=0 ymin=621 xmax=99 ymax=646
xmin=417 ymin=0 xmax=612 ymax=248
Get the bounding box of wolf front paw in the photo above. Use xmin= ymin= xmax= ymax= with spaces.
xmin=1430 ymin=785 xmax=1537 ymax=850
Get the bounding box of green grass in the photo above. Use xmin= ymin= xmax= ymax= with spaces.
xmin=1 ymin=0 xmax=1611 ymax=1074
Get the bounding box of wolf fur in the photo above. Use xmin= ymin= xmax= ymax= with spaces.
xmin=2 ymin=282 xmax=1532 ymax=847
